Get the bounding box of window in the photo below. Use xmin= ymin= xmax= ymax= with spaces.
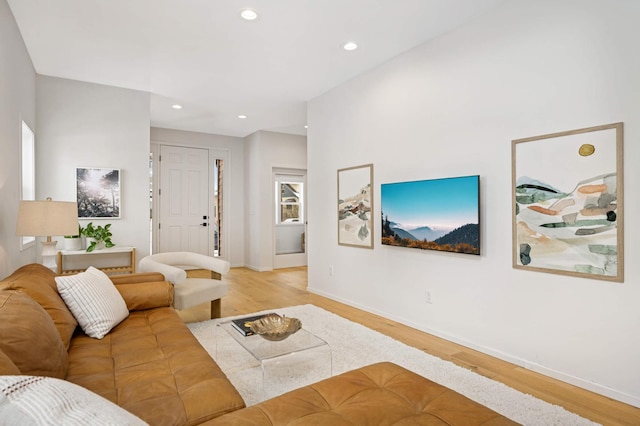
xmin=275 ymin=176 xmax=304 ymax=225
xmin=20 ymin=121 xmax=35 ymax=249
xmin=212 ymin=158 xmax=223 ymax=256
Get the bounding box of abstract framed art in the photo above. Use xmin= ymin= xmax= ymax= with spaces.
xmin=76 ymin=167 xmax=121 ymax=219
xmin=338 ymin=164 xmax=374 ymax=249
xmin=512 ymin=122 xmax=623 ymax=282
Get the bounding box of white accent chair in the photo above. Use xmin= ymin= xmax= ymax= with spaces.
xmin=138 ymin=252 xmax=230 ymax=319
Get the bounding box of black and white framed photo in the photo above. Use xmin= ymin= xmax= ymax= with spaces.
xmin=76 ymin=167 xmax=121 ymax=219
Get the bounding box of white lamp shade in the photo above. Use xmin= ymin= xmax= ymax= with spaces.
xmin=16 ymin=200 xmax=79 ymax=237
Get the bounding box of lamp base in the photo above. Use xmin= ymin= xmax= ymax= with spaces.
xmin=41 ymin=240 xmax=59 ymax=273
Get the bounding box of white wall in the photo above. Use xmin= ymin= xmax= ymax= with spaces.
xmin=0 ymin=0 xmax=37 ymax=278
xmin=36 ymin=76 xmax=151 ymax=260
xmin=308 ymin=0 xmax=640 ymax=407
xmin=244 ymin=131 xmax=307 ymax=271
xmin=150 ymin=127 xmax=246 ymax=267
xmin=244 ymin=132 xmax=262 ymax=270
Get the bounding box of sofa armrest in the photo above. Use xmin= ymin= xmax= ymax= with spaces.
xmin=114 ymin=280 xmax=174 ymax=311
xmin=110 ymin=272 xmax=166 ymax=285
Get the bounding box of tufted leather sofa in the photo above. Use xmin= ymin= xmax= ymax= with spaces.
xmin=0 ymin=264 xmax=516 ymax=425
xmin=205 ymin=362 xmax=518 ymax=425
xmin=0 ymin=264 xmax=245 ymax=425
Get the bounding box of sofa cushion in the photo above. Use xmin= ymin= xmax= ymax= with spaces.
xmin=0 ymin=263 xmax=77 ymax=349
xmin=65 ymin=307 xmax=245 ymax=425
xmin=0 ymin=348 xmax=20 ymax=375
xmin=55 ymin=266 xmax=129 ymax=339
xmin=0 ymin=290 xmax=69 ymax=378
xmin=0 ymin=375 xmax=148 ymax=425
xmin=207 ymin=362 xmax=518 ymax=426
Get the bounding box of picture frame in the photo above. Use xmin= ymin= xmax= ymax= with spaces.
xmin=338 ymin=164 xmax=374 ymax=249
xmin=512 ymin=122 xmax=623 ymax=282
xmin=76 ymin=167 xmax=121 ymax=219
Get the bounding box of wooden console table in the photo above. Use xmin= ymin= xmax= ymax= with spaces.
xmin=57 ymin=246 xmax=136 ymax=276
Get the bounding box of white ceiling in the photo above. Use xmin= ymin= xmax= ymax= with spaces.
xmin=8 ymin=0 xmax=503 ymax=138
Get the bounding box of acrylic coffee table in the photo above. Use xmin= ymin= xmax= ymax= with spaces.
xmin=217 ymin=320 xmax=332 ymax=399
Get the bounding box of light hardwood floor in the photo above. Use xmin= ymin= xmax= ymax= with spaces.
xmin=178 ymin=266 xmax=640 ymax=426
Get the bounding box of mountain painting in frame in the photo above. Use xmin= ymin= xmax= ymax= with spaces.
xmin=512 ymin=122 xmax=623 ymax=282
xmin=338 ymin=164 xmax=373 ymax=249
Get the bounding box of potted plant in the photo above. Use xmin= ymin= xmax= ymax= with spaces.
xmin=63 ymin=224 xmax=84 ymax=251
xmin=81 ymin=222 xmax=115 ymax=252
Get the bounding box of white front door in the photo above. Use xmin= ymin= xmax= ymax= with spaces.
xmin=158 ymin=145 xmax=210 ymax=254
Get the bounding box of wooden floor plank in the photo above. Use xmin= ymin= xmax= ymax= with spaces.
xmin=178 ymin=266 xmax=640 ymax=426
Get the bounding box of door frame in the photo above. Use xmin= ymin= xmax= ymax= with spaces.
xmin=272 ymin=167 xmax=307 ymax=269
xmin=150 ymin=142 xmax=230 ymax=260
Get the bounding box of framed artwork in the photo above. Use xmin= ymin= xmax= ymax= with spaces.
xmin=338 ymin=164 xmax=374 ymax=248
xmin=512 ymin=122 xmax=623 ymax=282
xmin=381 ymin=175 xmax=480 ymax=255
xmin=76 ymin=167 xmax=121 ymax=219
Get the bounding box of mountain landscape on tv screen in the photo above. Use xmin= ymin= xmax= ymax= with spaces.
xmin=382 ymin=219 xmax=480 ymax=255
xmin=380 ymin=175 xmax=480 ymax=255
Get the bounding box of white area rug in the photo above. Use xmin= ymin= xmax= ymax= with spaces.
xmin=187 ymin=304 xmax=598 ymax=426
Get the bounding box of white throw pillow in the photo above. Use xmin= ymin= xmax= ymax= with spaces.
xmin=0 ymin=375 xmax=148 ymax=425
xmin=55 ymin=266 xmax=129 ymax=339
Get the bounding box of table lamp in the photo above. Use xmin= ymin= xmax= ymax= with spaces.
xmin=16 ymin=198 xmax=79 ymax=272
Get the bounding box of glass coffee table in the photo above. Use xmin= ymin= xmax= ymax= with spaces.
xmin=217 ymin=320 xmax=332 ymax=400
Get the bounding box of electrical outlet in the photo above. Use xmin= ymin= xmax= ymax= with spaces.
xmin=425 ymin=290 xmax=433 ymax=304
xmin=329 ymin=265 xmax=334 ymax=276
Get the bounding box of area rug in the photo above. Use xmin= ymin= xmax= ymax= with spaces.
xmin=187 ymin=304 xmax=598 ymax=425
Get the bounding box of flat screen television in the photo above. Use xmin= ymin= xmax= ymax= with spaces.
xmin=381 ymin=175 xmax=480 ymax=255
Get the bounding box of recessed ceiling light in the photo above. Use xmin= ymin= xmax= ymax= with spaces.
xmin=238 ymin=115 xmax=248 ymax=119
xmin=304 ymin=125 xmax=308 ymax=129
xmin=172 ymin=104 xmax=182 ymax=109
xmin=343 ymin=41 xmax=358 ymax=51
xmin=240 ymin=9 xmax=259 ymax=21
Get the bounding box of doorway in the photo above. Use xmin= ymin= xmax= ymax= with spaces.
xmin=152 ymin=144 xmax=226 ymax=258
xmin=273 ymin=170 xmax=307 ymax=269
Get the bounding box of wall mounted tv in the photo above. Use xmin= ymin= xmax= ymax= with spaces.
xmin=381 ymin=175 xmax=480 ymax=255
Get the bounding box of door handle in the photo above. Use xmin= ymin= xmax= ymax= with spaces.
xmin=201 ymin=222 xmax=208 ymax=227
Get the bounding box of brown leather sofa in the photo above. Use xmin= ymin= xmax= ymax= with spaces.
xmin=0 ymin=264 xmax=245 ymax=425
xmin=205 ymin=362 xmax=518 ymax=426
xmin=0 ymin=264 xmax=516 ymax=425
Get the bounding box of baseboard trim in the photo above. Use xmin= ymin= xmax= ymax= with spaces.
xmin=244 ymin=264 xmax=273 ymax=272
xmin=307 ymin=287 xmax=640 ymax=409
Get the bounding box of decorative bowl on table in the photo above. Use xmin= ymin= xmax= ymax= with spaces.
xmin=249 ymin=313 xmax=301 ymax=341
